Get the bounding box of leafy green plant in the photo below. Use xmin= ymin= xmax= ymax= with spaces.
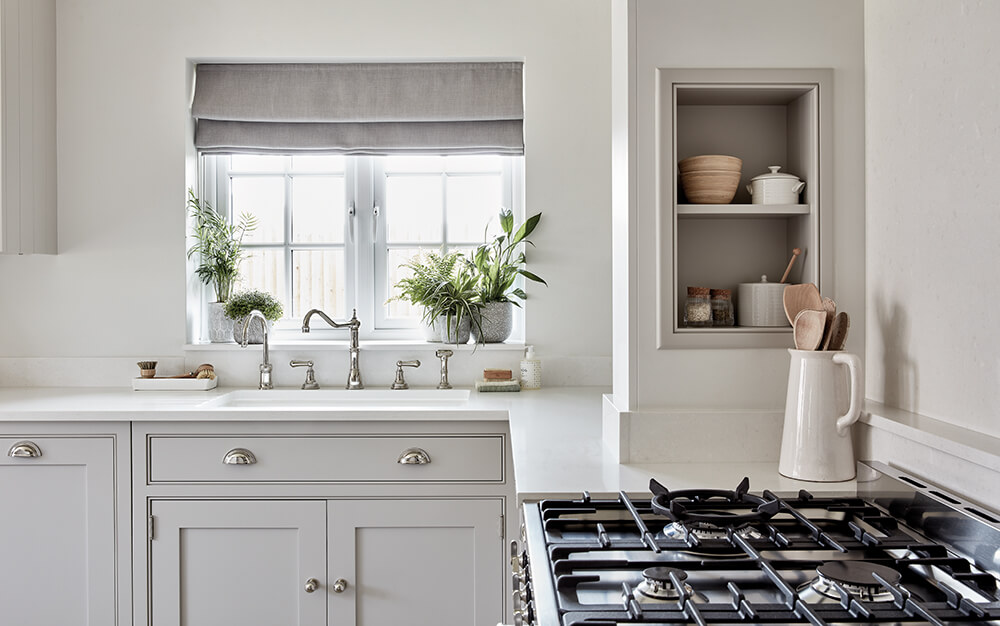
xmin=470 ymin=208 xmax=546 ymax=304
xmin=390 ymin=250 xmax=464 ymax=311
xmin=225 ymin=289 xmax=284 ymax=321
xmin=389 ymin=249 xmax=483 ymax=343
xmin=186 ymin=188 xmax=258 ymax=302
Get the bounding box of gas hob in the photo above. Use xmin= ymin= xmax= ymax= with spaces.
xmin=516 ymin=462 xmax=1000 ymax=626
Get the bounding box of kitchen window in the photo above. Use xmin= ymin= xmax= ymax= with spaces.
xmin=200 ymin=152 xmax=522 ymax=338
xmin=190 ymin=61 xmax=525 ymax=343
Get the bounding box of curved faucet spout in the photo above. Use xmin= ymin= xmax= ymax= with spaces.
xmin=240 ymin=309 xmax=273 ymax=390
xmin=301 ymin=309 xmax=364 ymax=389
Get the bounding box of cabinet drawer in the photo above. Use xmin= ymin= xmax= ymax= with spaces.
xmin=147 ymin=435 xmax=504 ymax=484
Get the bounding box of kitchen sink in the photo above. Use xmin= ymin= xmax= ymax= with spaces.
xmin=198 ymin=388 xmax=470 ymax=409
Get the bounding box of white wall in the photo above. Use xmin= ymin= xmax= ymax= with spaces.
xmin=619 ymin=0 xmax=866 ymax=410
xmin=0 ymin=1 xmax=611 ymax=376
xmin=866 ymin=0 xmax=1000 ymax=438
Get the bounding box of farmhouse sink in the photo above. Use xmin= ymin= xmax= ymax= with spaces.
xmin=198 ymin=388 xmax=471 ymax=409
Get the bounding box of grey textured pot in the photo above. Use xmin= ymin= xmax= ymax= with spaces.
xmin=232 ymin=315 xmax=272 ymax=344
xmin=471 ymin=301 xmax=514 ymax=343
xmin=208 ymin=302 xmax=235 ymax=343
xmin=433 ymin=315 xmax=471 ymax=344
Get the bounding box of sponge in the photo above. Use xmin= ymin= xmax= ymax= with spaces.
xmin=475 ymin=379 xmax=521 ymax=392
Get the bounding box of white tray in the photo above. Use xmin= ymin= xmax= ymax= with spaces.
xmin=132 ymin=377 xmax=218 ymax=391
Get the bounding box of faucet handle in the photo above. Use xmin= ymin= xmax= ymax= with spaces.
xmin=290 ymin=360 xmax=319 ymax=390
xmin=391 ymin=360 xmax=421 ymax=390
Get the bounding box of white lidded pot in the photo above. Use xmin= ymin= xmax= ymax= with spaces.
xmin=746 ymin=166 xmax=805 ymax=204
xmin=737 ymin=275 xmax=789 ymax=327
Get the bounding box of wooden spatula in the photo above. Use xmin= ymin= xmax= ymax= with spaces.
xmin=783 ymin=283 xmax=823 ymax=326
xmin=825 ymin=312 xmax=850 ymax=351
xmin=793 ymin=309 xmax=826 ymax=350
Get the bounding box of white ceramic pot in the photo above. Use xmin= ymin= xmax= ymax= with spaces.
xmin=736 ymin=275 xmax=789 ymax=327
xmin=746 ymin=166 xmax=805 ymax=204
xmin=779 ymin=349 xmax=864 ymax=482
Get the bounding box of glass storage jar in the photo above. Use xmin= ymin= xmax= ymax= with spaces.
xmin=710 ymin=288 xmax=735 ymax=326
xmin=684 ymin=286 xmax=712 ymax=327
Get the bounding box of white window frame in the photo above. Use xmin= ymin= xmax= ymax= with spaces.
xmin=197 ymin=154 xmax=524 ymax=343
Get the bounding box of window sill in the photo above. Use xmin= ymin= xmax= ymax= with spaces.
xmin=185 ymin=339 xmax=526 ymax=352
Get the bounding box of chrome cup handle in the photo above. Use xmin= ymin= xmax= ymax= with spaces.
xmin=8 ymin=441 xmax=42 ymax=458
xmin=396 ymin=447 xmax=431 ymax=465
xmin=223 ymin=448 xmax=257 ymax=465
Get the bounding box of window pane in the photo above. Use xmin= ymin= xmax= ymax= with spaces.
xmin=446 ymin=175 xmax=503 ymax=243
xmin=231 ymin=155 xmax=285 ymax=172
xmin=293 ymin=249 xmax=346 ymax=319
xmin=385 ymin=247 xmax=427 ymax=320
xmin=292 ymin=176 xmax=345 ymax=243
xmin=236 ymin=248 xmax=287 ymax=316
xmin=232 ymin=177 xmax=285 ymax=244
xmin=444 ymin=155 xmax=502 ymax=173
xmin=292 ymin=155 xmax=346 ymax=172
xmin=386 ymin=176 xmax=443 ymax=242
xmin=385 ymin=155 xmax=444 ymax=173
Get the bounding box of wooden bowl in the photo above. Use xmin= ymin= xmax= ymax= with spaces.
xmin=680 ymin=170 xmax=741 ymax=204
xmin=678 ymin=154 xmax=742 ymax=173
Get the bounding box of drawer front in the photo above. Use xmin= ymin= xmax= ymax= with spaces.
xmin=148 ymin=435 xmax=504 ymax=484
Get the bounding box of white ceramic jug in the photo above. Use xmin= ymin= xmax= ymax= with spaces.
xmin=778 ymin=349 xmax=864 ymax=482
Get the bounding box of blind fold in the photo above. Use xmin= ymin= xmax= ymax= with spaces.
xmin=192 ymin=62 xmax=524 ymax=155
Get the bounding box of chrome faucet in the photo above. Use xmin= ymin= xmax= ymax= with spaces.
xmin=301 ymin=308 xmax=363 ymax=389
xmin=435 ymin=349 xmax=453 ymax=389
xmin=240 ymin=309 xmax=272 ymax=390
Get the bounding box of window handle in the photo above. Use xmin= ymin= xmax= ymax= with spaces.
xmin=347 ymin=201 xmax=356 ymax=244
xmin=372 ymin=203 xmax=380 ymax=241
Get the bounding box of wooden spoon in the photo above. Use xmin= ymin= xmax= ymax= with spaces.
xmin=779 ymin=248 xmax=802 ymax=283
xmin=159 ymin=364 xmax=214 ymax=379
xmin=783 ymin=283 xmax=823 ymax=326
xmin=825 ymin=312 xmax=850 ymax=351
xmin=820 ymin=297 xmax=837 ymax=348
xmin=793 ymin=309 xmax=827 ymax=350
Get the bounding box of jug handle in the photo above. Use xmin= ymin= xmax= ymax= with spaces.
xmin=833 ymin=352 xmax=864 ymax=434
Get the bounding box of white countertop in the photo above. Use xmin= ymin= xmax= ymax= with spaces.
xmin=0 ymin=385 xmax=857 ymax=500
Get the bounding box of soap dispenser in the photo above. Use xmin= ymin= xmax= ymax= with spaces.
xmin=519 ymin=345 xmax=541 ymax=390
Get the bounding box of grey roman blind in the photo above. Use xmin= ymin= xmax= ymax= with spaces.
xmin=192 ymin=62 xmax=524 ymax=155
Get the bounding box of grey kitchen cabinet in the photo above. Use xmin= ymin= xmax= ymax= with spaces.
xmin=149 ymin=499 xmax=327 ymax=626
xmin=0 ymin=424 xmax=131 ymax=626
xmin=0 ymin=0 xmax=57 ymax=254
xmin=135 ymin=419 xmax=516 ymax=626
xmin=329 ymin=498 xmax=504 ymax=626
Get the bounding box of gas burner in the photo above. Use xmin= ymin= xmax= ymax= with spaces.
xmin=661 ymin=519 xmax=764 ymax=542
xmin=649 ymin=477 xmax=781 ymax=527
xmin=798 ymin=561 xmax=902 ymax=604
xmin=633 ymin=567 xmax=694 ymax=601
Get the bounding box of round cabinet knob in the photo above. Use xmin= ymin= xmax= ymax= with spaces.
xmin=333 ymin=578 xmax=348 ymax=593
xmin=223 ymin=448 xmax=257 ymax=465
xmin=7 ymin=441 xmax=42 ymax=458
xmin=396 ymin=447 xmax=431 ymax=465
xmin=304 ymin=578 xmax=320 ymax=593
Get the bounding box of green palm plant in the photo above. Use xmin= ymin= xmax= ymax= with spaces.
xmin=186 ymin=188 xmax=258 ymax=302
xmin=470 ymin=208 xmax=546 ymax=304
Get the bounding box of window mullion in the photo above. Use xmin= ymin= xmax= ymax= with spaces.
xmin=284 ymin=160 xmax=294 ymax=319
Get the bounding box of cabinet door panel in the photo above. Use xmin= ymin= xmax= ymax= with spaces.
xmin=151 ymin=500 xmax=326 ymax=626
xmin=329 ymin=499 xmax=503 ymax=626
xmin=0 ymin=437 xmax=116 ymax=626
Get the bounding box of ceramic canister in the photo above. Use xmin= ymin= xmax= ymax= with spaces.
xmin=778 ymin=349 xmax=864 ymax=482
xmin=746 ymin=166 xmax=806 ymax=205
xmin=737 ymin=275 xmax=788 ymax=327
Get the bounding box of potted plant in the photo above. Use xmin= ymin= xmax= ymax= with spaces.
xmin=186 ymin=188 xmax=258 ymax=342
xmin=225 ymin=289 xmax=284 ymax=344
xmin=468 ymin=208 xmax=546 ymax=343
xmin=390 ymin=249 xmax=482 ymax=344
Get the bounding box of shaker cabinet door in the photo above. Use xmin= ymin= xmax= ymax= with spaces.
xmin=150 ymin=499 xmax=326 ymax=626
xmin=328 ymin=498 xmax=504 ymax=626
xmin=0 ymin=436 xmax=117 ymax=626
